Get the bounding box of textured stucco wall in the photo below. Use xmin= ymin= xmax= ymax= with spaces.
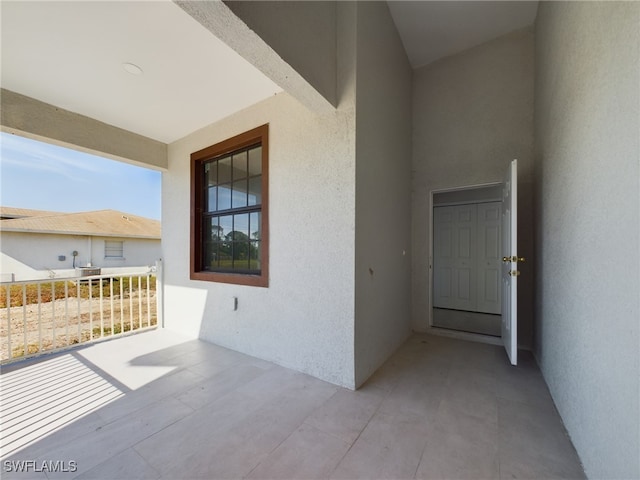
xmin=353 ymin=2 xmax=413 ymax=387
xmin=224 ymin=1 xmax=337 ymax=107
xmin=163 ymin=87 xmax=357 ymax=387
xmin=0 ymin=232 xmax=161 ymax=280
xmin=534 ymin=2 xmax=640 ymax=477
xmin=411 ymin=28 xmax=535 ymax=347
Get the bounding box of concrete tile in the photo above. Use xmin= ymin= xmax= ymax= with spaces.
xmin=174 ymin=363 xmax=268 ymax=410
xmin=331 ymin=411 xmax=430 ymax=479
xmin=498 ymin=398 xmax=584 ymax=479
xmin=133 ymin=390 xmax=269 ymax=473
xmin=96 ymin=368 xmax=205 ymax=422
xmin=33 ymin=396 xmax=193 ymax=479
xmin=247 ymin=424 xmax=351 ymax=479
xmin=497 ymin=367 xmax=555 ymax=408
xmin=378 ymin=374 xmax=444 ymax=420
xmin=76 ymin=448 xmax=160 ymax=479
xmin=441 ymin=367 xmax=499 ymax=424
xmin=416 ymin=402 xmax=499 ymax=479
xmin=304 ymin=386 xmax=385 ymax=444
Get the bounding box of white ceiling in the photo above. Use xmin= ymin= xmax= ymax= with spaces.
xmin=1 ymin=1 xmax=538 ymax=145
xmin=388 ymin=1 xmax=539 ymax=68
xmin=0 ymin=1 xmax=282 ymax=144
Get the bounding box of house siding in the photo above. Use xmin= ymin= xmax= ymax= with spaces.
xmin=0 ymin=232 xmax=160 ymax=280
xmin=534 ymin=2 xmax=640 ymax=477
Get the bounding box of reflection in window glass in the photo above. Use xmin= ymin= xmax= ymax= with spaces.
xmin=196 ymin=139 xmax=265 ymax=277
xmin=218 ymin=156 xmax=232 ymax=183
xmin=248 ymin=177 xmax=261 ymax=206
xmin=232 ymin=179 xmax=248 ymax=208
xmin=232 ymin=151 xmax=248 ymax=179
xmin=218 ymin=185 xmax=232 ymax=211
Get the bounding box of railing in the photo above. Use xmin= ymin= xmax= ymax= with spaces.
xmin=0 ymin=263 xmax=161 ymax=364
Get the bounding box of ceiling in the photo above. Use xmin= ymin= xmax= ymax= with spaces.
xmin=388 ymin=1 xmax=539 ymax=68
xmin=1 ymin=1 xmax=538 ymax=146
xmin=0 ymin=1 xmax=282 ymax=144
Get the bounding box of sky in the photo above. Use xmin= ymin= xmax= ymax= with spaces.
xmin=0 ymin=132 xmax=161 ymax=220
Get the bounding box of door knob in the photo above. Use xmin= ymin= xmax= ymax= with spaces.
xmin=502 ymin=256 xmax=510 ymax=262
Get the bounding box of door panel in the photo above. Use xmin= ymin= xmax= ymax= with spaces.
xmin=501 ymin=160 xmax=518 ymax=365
xmin=433 ymin=204 xmax=477 ymax=311
xmin=477 ymin=202 xmax=502 ymax=314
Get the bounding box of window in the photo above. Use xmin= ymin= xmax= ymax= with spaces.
xmin=105 ymin=240 xmax=124 ymax=258
xmin=191 ymin=124 xmax=269 ymax=287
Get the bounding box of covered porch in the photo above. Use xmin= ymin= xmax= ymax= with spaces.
xmin=1 ymin=329 xmax=583 ymax=479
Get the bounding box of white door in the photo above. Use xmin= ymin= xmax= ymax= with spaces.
xmin=501 ymin=159 xmax=518 ymax=365
xmin=433 ymin=205 xmax=477 ymax=311
xmin=477 ymin=202 xmax=502 ymax=314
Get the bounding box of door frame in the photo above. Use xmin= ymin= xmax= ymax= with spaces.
xmin=427 ymin=182 xmax=502 ymax=345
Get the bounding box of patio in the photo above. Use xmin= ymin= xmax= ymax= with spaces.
xmin=1 ymin=329 xmax=584 ymax=479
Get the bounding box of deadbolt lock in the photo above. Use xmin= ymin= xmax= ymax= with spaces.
xmin=509 ymin=270 xmax=521 ymax=277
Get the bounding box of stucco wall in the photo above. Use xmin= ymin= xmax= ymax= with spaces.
xmin=0 ymin=232 xmax=160 ymax=280
xmin=353 ymin=2 xmax=413 ymax=387
xmin=411 ymin=28 xmax=535 ymax=347
xmin=224 ymin=1 xmax=337 ymax=107
xmin=534 ymin=2 xmax=640 ymax=477
xmin=163 ymin=86 xmax=357 ymax=387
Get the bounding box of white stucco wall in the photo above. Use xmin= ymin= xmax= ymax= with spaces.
xmin=0 ymin=232 xmax=160 ymax=280
xmin=224 ymin=1 xmax=337 ymax=107
xmin=534 ymin=2 xmax=640 ymax=478
xmin=353 ymin=2 xmax=413 ymax=387
xmin=163 ymin=87 xmax=357 ymax=387
xmin=411 ymin=28 xmax=535 ymax=347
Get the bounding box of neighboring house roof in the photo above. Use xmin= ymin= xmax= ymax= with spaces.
xmin=0 ymin=209 xmax=161 ymax=239
xmin=0 ymin=206 xmax=64 ymax=219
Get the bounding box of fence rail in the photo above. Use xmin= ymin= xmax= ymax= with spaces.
xmin=0 ymin=265 xmax=160 ymax=364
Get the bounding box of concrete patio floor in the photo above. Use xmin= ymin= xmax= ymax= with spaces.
xmin=1 ymin=329 xmax=584 ymax=479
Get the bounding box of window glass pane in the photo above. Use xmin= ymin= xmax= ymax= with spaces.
xmin=249 ymin=241 xmax=261 ymax=270
xmin=219 ymin=240 xmax=232 ymax=269
xmin=219 ymin=215 xmax=233 ymax=241
xmin=232 ymin=179 xmax=248 ymax=208
xmin=204 ymin=242 xmax=219 ymax=270
xmin=218 ymin=185 xmax=232 ymax=211
xmin=205 ymin=161 xmax=217 ymax=186
xmin=232 ymin=151 xmax=248 ymax=180
xmin=248 ymin=146 xmax=262 ymax=176
xmin=232 ymin=242 xmax=250 ymax=271
xmin=250 ymin=212 xmax=261 ymax=240
xmin=233 ymin=213 xmax=249 ymax=240
xmin=206 ymin=186 xmax=217 ymax=212
xmin=248 ymin=176 xmax=261 ymax=206
xmin=218 ymin=156 xmax=232 ymax=184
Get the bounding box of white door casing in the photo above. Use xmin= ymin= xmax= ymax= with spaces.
xmin=501 ymin=159 xmax=518 ymax=365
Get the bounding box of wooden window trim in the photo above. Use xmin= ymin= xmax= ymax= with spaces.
xmin=190 ymin=124 xmax=269 ymax=287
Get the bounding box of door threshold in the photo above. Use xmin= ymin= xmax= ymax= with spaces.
xmin=425 ymin=326 xmax=503 ymax=346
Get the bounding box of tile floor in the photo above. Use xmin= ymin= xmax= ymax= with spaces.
xmin=0 ymin=329 xmax=585 ymax=479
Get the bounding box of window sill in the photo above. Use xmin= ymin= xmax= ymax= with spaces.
xmin=190 ymin=270 xmax=268 ymax=287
